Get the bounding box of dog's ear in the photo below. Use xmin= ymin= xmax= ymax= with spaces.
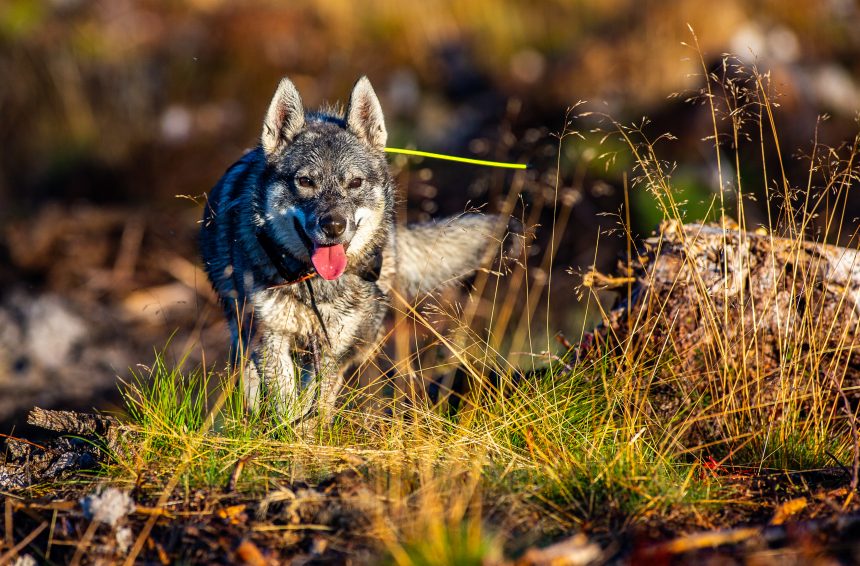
xmin=262 ymin=77 xmax=305 ymax=157
xmin=346 ymin=76 xmax=387 ymax=150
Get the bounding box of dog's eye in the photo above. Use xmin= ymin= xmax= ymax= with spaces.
xmin=348 ymin=178 xmax=363 ymax=189
xmin=297 ymin=176 xmax=314 ymax=188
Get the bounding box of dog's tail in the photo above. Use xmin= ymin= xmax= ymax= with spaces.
xmin=394 ymin=213 xmax=520 ymax=297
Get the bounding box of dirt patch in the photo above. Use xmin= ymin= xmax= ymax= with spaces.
xmin=3 ymin=408 xmax=860 ymax=564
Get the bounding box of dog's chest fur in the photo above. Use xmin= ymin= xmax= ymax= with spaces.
xmin=251 ymin=237 xmax=396 ymax=360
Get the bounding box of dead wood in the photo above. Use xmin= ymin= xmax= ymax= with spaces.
xmin=26 ymin=407 xmax=120 ymax=440
xmin=583 ymin=220 xmax=860 ymax=436
xmin=0 ymin=408 xmax=121 ymax=490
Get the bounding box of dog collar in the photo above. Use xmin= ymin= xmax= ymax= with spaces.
xmin=256 ymin=226 xmax=384 ymax=287
xmin=256 ymin=228 xmax=317 ymax=287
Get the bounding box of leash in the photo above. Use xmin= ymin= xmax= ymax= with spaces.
xmin=256 ymin=227 xmax=333 ymax=347
xmin=304 ymin=278 xmax=331 ymax=347
xmin=384 ymin=147 xmax=528 ymax=169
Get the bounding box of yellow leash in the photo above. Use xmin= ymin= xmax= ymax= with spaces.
xmin=384 ymin=147 xmax=528 ymax=169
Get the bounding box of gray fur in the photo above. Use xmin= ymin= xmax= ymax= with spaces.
xmin=394 ymin=214 xmax=504 ymax=297
xmin=200 ymin=76 xmax=508 ymax=424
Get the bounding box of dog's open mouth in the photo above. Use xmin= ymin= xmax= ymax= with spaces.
xmin=293 ymin=217 xmax=348 ymax=281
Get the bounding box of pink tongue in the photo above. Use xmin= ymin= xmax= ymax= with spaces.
xmin=311 ymin=244 xmax=347 ymax=280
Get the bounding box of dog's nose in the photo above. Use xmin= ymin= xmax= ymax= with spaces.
xmin=319 ymin=213 xmax=346 ymax=239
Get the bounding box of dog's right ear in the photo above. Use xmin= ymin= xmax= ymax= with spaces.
xmin=346 ymin=76 xmax=387 ymax=150
xmin=262 ymin=77 xmax=305 ymax=157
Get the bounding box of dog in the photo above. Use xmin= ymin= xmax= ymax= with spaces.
xmin=200 ymin=76 xmax=512 ymax=424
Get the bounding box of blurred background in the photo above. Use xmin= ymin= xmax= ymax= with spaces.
xmin=2 ymin=0 xmax=860 ymax=427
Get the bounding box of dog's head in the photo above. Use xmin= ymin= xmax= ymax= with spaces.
xmin=258 ymin=77 xmax=393 ymax=280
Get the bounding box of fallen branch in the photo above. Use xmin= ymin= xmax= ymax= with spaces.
xmin=0 ymin=521 xmax=48 ymax=564
xmin=1 ymin=408 xmax=121 ymax=490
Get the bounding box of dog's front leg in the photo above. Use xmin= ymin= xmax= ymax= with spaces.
xmin=227 ymin=307 xmax=264 ymax=414
xmin=290 ymin=339 xmax=344 ymax=431
xmin=255 ymin=331 xmax=316 ymax=422
xmin=315 ymin=363 xmax=345 ymax=426
xmin=244 ymin=356 xmax=263 ymax=412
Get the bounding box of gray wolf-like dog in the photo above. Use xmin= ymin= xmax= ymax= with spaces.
xmin=200 ymin=76 xmax=511 ymax=424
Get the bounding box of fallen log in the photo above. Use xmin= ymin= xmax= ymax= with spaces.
xmin=26 ymin=407 xmax=120 ymax=446
xmin=0 ymin=408 xmax=120 ymax=490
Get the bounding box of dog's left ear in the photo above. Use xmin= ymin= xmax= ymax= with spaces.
xmin=346 ymin=76 xmax=387 ymax=150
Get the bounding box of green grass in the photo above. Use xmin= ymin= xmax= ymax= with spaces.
xmin=107 ymin=337 xmax=726 ymax=560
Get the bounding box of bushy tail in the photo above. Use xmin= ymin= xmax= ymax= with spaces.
xmin=395 ymin=213 xmax=516 ymax=297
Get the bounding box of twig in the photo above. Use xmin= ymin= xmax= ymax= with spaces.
xmin=0 ymin=522 xmax=48 ymax=565
xmin=3 ymin=499 xmax=12 ymax=552
xmin=11 ymin=501 xmax=75 ymax=513
xmin=26 ymin=407 xmax=120 ymax=450
xmin=510 ymin=351 xmax=574 ymax=372
xmin=46 ymin=509 xmax=57 ymax=561
xmin=825 ymin=371 xmax=859 ymax=495
xmin=134 ymin=506 xmax=173 ymax=518
xmin=647 ymin=526 xmax=760 ymax=555
xmin=251 ymin=524 xmax=332 ymax=532
xmin=112 ymin=214 xmax=146 ymax=282
xmin=68 ymin=519 xmax=99 ymax=566
xmin=0 ymin=434 xmax=46 ymax=452
xmin=226 ymin=455 xmax=254 ymax=493
xmin=824 ymin=449 xmax=852 ymax=482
